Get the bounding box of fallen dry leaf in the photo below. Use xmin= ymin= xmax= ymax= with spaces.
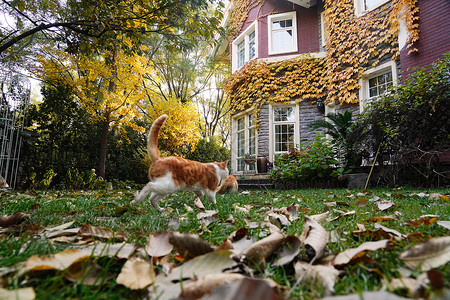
xmin=300 ymin=216 xmax=329 ymax=261
xmin=179 ymin=273 xmax=246 ymax=299
xmin=145 ymin=231 xmax=173 ymax=257
xmin=238 ymin=231 xmax=285 ymax=264
xmin=355 ymin=198 xmax=369 ymax=207
xmin=334 ymin=240 xmax=390 ymax=266
xmin=309 ymin=211 xmax=330 ymax=223
xmin=437 ymin=221 xmax=450 ymax=230
xmin=65 ymin=260 xmax=113 ymax=286
xmin=154 ymin=250 xmax=236 ymax=299
xmin=197 ymin=210 xmax=219 ymax=226
xmin=399 ymin=236 xmax=450 ymax=271
xmin=386 ymin=274 xmax=428 ymax=298
xmin=201 ymin=277 xmax=282 ymax=300
xmin=267 ymin=211 xmax=290 ymax=228
xmin=194 ymin=197 xmax=205 ymax=211
xmin=373 ymin=223 xmax=406 ymax=240
xmin=116 ymin=257 xmax=155 ymax=290
xmin=23 ymin=248 xmax=90 ymax=273
xmin=169 ymin=232 xmax=213 ymax=259
xmin=273 ymin=235 xmax=302 ymax=266
xmin=78 ymin=224 xmax=126 ymax=242
xmin=0 ymin=212 xmax=30 ymax=227
xmin=374 ymin=200 xmax=395 ymax=211
xmin=0 ymin=287 xmax=35 ymax=300
xmin=294 ymin=261 xmax=340 ymax=295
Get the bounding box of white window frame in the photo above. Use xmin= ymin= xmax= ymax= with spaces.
xmin=232 ymin=20 xmax=258 ymax=73
xmin=268 ymin=11 xmax=298 ymax=55
xmin=320 ymin=11 xmax=328 ymax=48
xmin=268 ymin=103 xmax=300 ymax=161
xmin=359 ymin=60 xmax=398 ymax=112
xmin=354 ymin=0 xmax=391 ymax=16
xmin=231 ymin=110 xmax=257 ymax=174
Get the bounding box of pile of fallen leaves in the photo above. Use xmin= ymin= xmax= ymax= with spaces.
xmin=0 ymin=191 xmax=449 ymax=299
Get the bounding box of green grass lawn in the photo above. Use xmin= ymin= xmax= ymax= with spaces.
xmin=0 ymin=187 xmax=449 ymax=299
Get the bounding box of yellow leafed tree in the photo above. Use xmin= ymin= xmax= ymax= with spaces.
xmin=146 ymin=96 xmax=201 ymax=157
xmin=33 ymin=46 xmax=156 ymax=177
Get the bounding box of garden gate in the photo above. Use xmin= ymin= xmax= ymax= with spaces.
xmin=0 ymin=71 xmax=31 ymax=189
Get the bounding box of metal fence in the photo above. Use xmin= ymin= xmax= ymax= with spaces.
xmin=0 ymin=71 xmax=31 ymax=189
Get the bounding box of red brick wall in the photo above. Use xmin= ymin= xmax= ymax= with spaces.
xmin=239 ymin=0 xmax=320 ymax=59
xmin=400 ymin=0 xmax=450 ymax=81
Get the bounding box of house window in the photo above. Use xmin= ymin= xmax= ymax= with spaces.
xmin=368 ymin=71 xmax=392 ymax=99
xmin=273 ymin=107 xmax=295 ymax=154
xmin=359 ymin=61 xmax=397 ymax=112
xmin=354 ymin=0 xmax=391 ymax=16
xmin=268 ymin=12 xmax=298 ymax=55
xmin=235 ymin=113 xmax=256 ymax=172
xmin=232 ymin=20 xmax=258 ymax=72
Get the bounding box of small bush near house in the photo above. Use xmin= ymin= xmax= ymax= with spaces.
xmin=269 ymin=133 xmax=344 ymax=182
xmin=347 ymin=53 xmax=450 ymax=186
xmin=184 ymin=137 xmax=230 ymax=163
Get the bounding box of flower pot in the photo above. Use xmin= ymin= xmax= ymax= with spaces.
xmin=257 ymin=156 xmax=267 ymax=173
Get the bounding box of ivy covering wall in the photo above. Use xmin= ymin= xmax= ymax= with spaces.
xmin=224 ymin=0 xmax=419 ymax=115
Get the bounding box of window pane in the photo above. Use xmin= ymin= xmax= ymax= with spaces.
xmin=365 ymin=0 xmax=384 ymax=10
xmin=274 ymin=107 xmax=295 ymax=122
xmin=274 ymin=124 xmax=294 ymax=152
xmin=272 ymin=30 xmax=293 ymax=53
xmin=237 ymin=131 xmax=245 ymax=157
xmin=237 ymin=40 xmax=245 ymax=68
xmin=237 ymin=117 xmax=245 ymax=131
xmin=368 ymin=71 xmax=392 ymax=98
xmin=249 ymin=128 xmax=255 ymax=155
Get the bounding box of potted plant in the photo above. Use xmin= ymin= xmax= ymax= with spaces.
xmin=243 ymin=153 xmax=256 ymax=165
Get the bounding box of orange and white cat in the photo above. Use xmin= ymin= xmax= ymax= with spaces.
xmin=217 ymin=175 xmax=238 ymax=194
xmin=132 ymin=114 xmax=229 ymax=211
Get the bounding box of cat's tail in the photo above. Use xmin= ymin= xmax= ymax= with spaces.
xmin=148 ymin=114 xmax=168 ymax=162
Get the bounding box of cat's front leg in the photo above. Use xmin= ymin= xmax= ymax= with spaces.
xmin=132 ymin=182 xmax=153 ymax=204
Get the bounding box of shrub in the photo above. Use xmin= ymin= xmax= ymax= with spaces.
xmin=63 ymin=169 xmax=110 ymax=190
xmin=347 ymin=53 xmax=450 ymax=186
xmin=184 ymin=137 xmax=230 ymax=163
xmin=269 ymin=133 xmax=343 ymax=182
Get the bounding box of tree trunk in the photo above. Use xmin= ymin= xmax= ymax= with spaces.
xmin=98 ymin=119 xmax=110 ymax=178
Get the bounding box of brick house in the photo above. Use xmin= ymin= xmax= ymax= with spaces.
xmin=216 ymin=0 xmax=450 ymax=175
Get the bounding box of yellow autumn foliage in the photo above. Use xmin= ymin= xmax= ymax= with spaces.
xmin=32 ymin=47 xmax=156 ymax=133
xmin=147 ymin=97 xmax=201 ymax=156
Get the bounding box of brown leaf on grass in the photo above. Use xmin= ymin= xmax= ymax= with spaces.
xmin=201 ymin=277 xmax=282 ymax=300
xmin=65 ymin=260 xmax=114 ymax=286
xmin=179 ymin=273 xmax=246 ymax=300
xmin=300 ymin=216 xmax=328 ymax=261
xmin=329 ymin=210 xmax=356 ymax=222
xmin=386 ymin=275 xmax=428 ymax=298
xmin=197 ymin=210 xmax=219 ymax=226
xmin=78 ymin=224 xmax=126 ymax=242
xmin=116 ymin=257 xmax=155 ymax=290
xmin=374 ymin=200 xmax=395 ymax=211
xmin=194 ymin=197 xmax=205 ymax=211
xmin=333 ymin=240 xmax=390 ymax=266
xmin=309 ymin=211 xmax=330 ymax=223
xmin=437 ymin=220 xmax=450 ymax=230
xmin=238 ymin=231 xmax=285 ymax=264
xmin=154 ymin=250 xmax=236 ymax=299
xmin=370 ymin=215 xmax=396 ymax=222
xmin=267 ymin=211 xmax=290 ymax=228
xmin=0 ymin=287 xmax=35 ymax=300
xmin=273 ymin=235 xmax=302 ymax=266
xmin=228 ymin=227 xmax=249 ymax=242
xmin=399 ymin=236 xmax=450 ymax=271
xmin=169 ymin=232 xmax=213 ymax=259
xmin=294 ymin=261 xmax=340 ymax=295
xmin=0 ymin=212 xmax=30 ymax=227
xmin=405 ymin=217 xmax=438 ymax=227
xmin=355 ymin=198 xmax=369 ymax=207
xmin=374 ymin=223 xmax=406 ymax=240
xmin=24 ymin=249 xmax=90 ymax=273
xmin=145 ymin=231 xmax=173 ymax=257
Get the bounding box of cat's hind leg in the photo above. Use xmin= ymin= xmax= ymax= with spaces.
xmin=148 ymin=192 xmax=165 ymax=211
